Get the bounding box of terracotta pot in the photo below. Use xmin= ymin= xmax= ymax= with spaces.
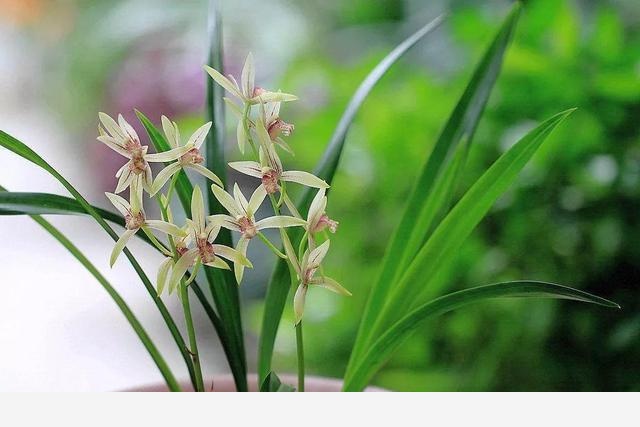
xmin=127 ymin=374 xmax=386 ymax=392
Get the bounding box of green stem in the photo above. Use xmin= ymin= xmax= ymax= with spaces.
xmin=180 ymin=280 xmax=205 ymax=392
xmin=32 ymin=214 xmax=181 ymax=391
xmin=257 ymin=232 xmax=287 ymax=259
xmin=165 ymin=172 xmax=180 ymax=208
xmin=141 ymin=227 xmax=173 ymax=256
xmin=295 ymin=321 xmax=305 ymax=392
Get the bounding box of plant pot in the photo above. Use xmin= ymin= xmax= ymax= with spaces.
xmin=126 ymin=374 xmax=387 ymax=392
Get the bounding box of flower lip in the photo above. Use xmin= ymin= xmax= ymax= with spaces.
xmin=261 ymin=169 xmax=281 ymax=194
xmin=125 ymin=211 xmax=145 ymax=230
xmin=237 ymin=216 xmax=257 ymax=239
xmin=180 ymin=147 xmax=204 ymax=165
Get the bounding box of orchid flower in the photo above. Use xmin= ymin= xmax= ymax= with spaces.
xmin=286 ymin=240 xmax=351 ymax=324
xmin=229 ymin=142 xmax=328 ymax=195
xmin=149 ymin=117 xmax=223 ymax=196
xmin=225 ymin=98 xmax=295 ymax=155
xmin=209 ymin=183 xmax=306 ymax=283
xmin=204 ymin=52 xmax=297 ymax=105
xmin=106 ymin=178 xmax=186 ymax=267
xmin=168 ymin=187 xmax=253 ymax=290
xmin=306 ymin=188 xmax=339 ymax=237
xmin=98 ymin=112 xmax=191 ymax=193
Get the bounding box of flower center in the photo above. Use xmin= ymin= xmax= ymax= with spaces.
xmin=261 ymin=168 xmax=280 ymax=194
xmin=267 ymin=119 xmax=294 ymax=139
xmin=237 ymin=216 xmax=257 ymax=239
xmin=196 ymin=238 xmax=216 ymax=264
xmin=125 ymin=211 xmax=145 ymax=230
xmin=180 ymin=147 xmax=204 ymax=165
xmin=128 ymin=146 xmax=148 ymax=175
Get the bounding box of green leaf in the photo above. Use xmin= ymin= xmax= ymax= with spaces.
xmin=0 ymin=186 xmax=181 ymax=391
xmin=0 ymin=130 xmax=196 ymax=390
xmin=347 ymin=2 xmax=522 ymax=372
xmin=260 ymin=372 xmax=296 ymax=392
xmin=136 ymin=109 xmax=248 ymax=392
xmin=203 ymin=0 xmax=248 ymax=392
xmin=343 ymin=281 xmax=619 ymax=391
xmin=345 ymin=109 xmax=576 ymax=387
xmin=0 ymin=190 xmax=227 ymax=348
xmin=257 ymin=14 xmax=446 ymax=384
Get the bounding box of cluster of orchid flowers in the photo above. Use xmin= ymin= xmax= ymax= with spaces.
xmin=98 ymin=53 xmax=350 ymax=324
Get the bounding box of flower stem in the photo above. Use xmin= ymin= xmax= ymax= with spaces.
xmin=257 ymin=231 xmax=287 ymax=259
xmin=295 ymin=320 xmax=305 ymax=392
xmin=180 ymin=280 xmax=205 ymax=391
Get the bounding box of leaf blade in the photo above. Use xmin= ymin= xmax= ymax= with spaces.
xmin=343 ymin=281 xmax=619 ymax=391
xmin=257 ymin=14 xmax=446 ymax=383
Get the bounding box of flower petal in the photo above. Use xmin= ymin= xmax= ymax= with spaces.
xmin=250 ymin=91 xmax=298 ymax=104
xmin=145 ymin=220 xmax=187 ymax=237
xmin=115 ymin=165 xmax=134 ymax=193
xmin=314 ymin=276 xmax=352 ymax=296
xmin=307 ymin=239 xmax=330 ymax=270
xmin=224 ymin=97 xmax=243 ymax=118
xmin=210 ymin=184 xmax=242 ymax=218
xmin=247 ymin=184 xmax=267 ymax=217
xmin=141 ymin=164 xmax=153 ymax=193
xmin=234 ymin=236 xmax=250 ymax=285
xmin=105 ymin=192 xmax=130 ymax=217
xmin=281 ymin=230 xmax=300 ymax=276
xmin=118 ymin=114 xmax=140 ymax=143
xmin=281 ymin=171 xmax=329 ymax=189
xmin=240 ymin=52 xmax=255 ymax=98
xmin=233 ymin=183 xmax=249 ymax=215
xmin=169 ymin=248 xmax=199 ymax=291
xmin=212 ymin=244 xmax=253 ymax=268
xmin=205 ymin=223 xmax=221 ymax=243
xmin=97 ymin=135 xmax=130 ymax=158
xmin=307 ymin=187 xmax=327 ymax=224
xmin=236 ymin=120 xmax=247 ymax=155
xmin=98 ymin=112 xmax=125 ymax=139
xmin=293 ymin=284 xmax=307 ymax=325
xmin=161 ymin=115 xmax=179 ymax=148
xmin=150 ymin=162 xmax=182 ymax=196
xmin=144 ymin=145 xmax=191 ymax=163
xmin=185 ymin=163 xmax=223 ymax=187
xmin=203 ymin=257 xmax=231 ymax=270
xmin=228 ymin=161 xmax=263 ymax=179
xmin=156 ymin=257 xmax=174 ymax=296
xmin=204 ymin=65 xmax=243 ymax=99
xmin=283 ymin=193 xmax=302 ymax=219
xmin=208 ymin=214 xmax=241 ymax=232
xmin=129 ymin=175 xmax=144 ymax=214
xmin=191 ymin=186 xmax=206 ymax=234
xmin=110 ymin=229 xmax=137 ymax=267
xmin=255 ymin=215 xmax=306 ymax=230
xmin=186 ymin=121 xmax=212 ymax=149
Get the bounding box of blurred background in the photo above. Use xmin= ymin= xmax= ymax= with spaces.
xmin=1 ymin=0 xmax=638 ymax=391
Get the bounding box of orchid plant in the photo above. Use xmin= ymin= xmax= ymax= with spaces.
xmin=0 ymin=1 xmax=619 ymax=392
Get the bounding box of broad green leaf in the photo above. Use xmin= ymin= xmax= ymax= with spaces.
xmin=347 ymin=2 xmax=522 ymax=373
xmin=137 ymin=110 xmax=247 ymax=391
xmin=260 ymin=372 xmax=296 ymax=392
xmin=0 ymin=130 xmax=196 ymax=389
xmin=343 ymin=281 xmax=619 ymax=391
xmin=0 ymin=185 xmax=181 ymax=391
xmin=345 ymin=109 xmax=576 ymax=387
xmin=257 ymin=14 xmax=446 ymax=383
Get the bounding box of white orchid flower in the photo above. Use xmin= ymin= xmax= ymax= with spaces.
xmin=98 ymin=112 xmax=191 ymax=193
xmin=287 ymin=240 xmax=351 ymax=325
xmin=106 ymin=179 xmax=186 ymax=267
xmin=204 ymin=52 xmax=298 ymax=105
xmin=209 ymin=183 xmax=306 ymax=283
xmin=228 ymin=142 xmax=328 ymax=195
xmin=168 ymin=186 xmax=253 ymax=290
xmin=306 ymin=188 xmax=339 ymax=236
xmin=149 ymin=117 xmax=223 ymax=195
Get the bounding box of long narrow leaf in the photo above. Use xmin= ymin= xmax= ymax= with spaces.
xmin=348 ymin=2 xmax=522 ymax=372
xmin=345 ymin=109 xmax=576 ymax=387
xmin=0 ymin=129 xmax=196 ymax=388
xmin=0 ymin=184 xmax=181 ymax=391
xmin=343 ymin=281 xmax=619 ymax=391
xmin=257 ymin=14 xmax=446 ymax=383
